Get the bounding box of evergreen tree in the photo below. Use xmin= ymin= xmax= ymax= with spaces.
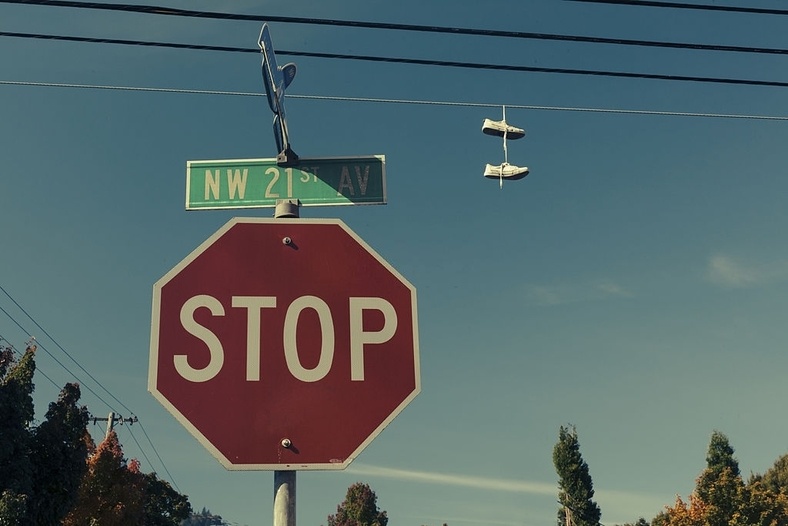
xmin=0 ymin=490 xmax=27 ymax=526
xmin=0 ymin=342 xmax=192 ymax=524
xmin=181 ymin=507 xmax=230 ymax=525
xmin=553 ymin=425 xmax=601 ymax=526
xmin=651 ymin=431 xmax=788 ymax=526
xmin=762 ymin=454 xmax=788 ymax=496
xmin=698 ymin=431 xmax=740 ymax=492
xmin=0 ymin=346 xmax=15 ymax=378
xmin=27 ymin=382 xmax=91 ymax=525
xmin=141 ymin=471 xmax=192 ymax=526
xmin=695 ymin=431 xmax=743 ymax=526
xmin=327 ymin=482 xmax=388 ymax=526
xmin=0 ymin=345 xmax=36 ymax=523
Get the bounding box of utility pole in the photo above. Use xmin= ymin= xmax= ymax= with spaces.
xmin=88 ymin=412 xmax=138 ymax=439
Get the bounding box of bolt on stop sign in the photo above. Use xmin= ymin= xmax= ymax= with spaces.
xmin=148 ymin=218 xmax=420 ymax=470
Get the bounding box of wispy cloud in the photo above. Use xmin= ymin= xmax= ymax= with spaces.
xmin=350 ymin=464 xmax=671 ymax=526
xmin=347 ymin=464 xmax=556 ymax=495
xmin=705 ymin=254 xmax=788 ymax=288
xmin=595 ymin=279 xmax=633 ymax=298
xmin=528 ymin=278 xmax=632 ymax=306
xmin=706 ymin=255 xmax=758 ymax=287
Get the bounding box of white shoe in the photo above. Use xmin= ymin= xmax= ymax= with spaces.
xmin=484 ymin=163 xmax=529 ymax=180
xmin=482 ymin=118 xmax=525 ymax=140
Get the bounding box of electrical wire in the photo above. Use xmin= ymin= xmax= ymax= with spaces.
xmin=2 ymin=31 xmax=788 ymax=89
xmin=0 ymin=332 xmax=61 ymax=390
xmin=136 ymin=422 xmax=179 ymax=490
xmin=1 ymin=0 xmax=784 ymax=496
xmin=0 ymin=303 xmax=111 ymax=405
xmin=1 ymin=0 xmax=787 ymax=55
xmin=2 ymin=323 xmax=175 ymax=488
xmin=122 ymin=425 xmax=154 ymax=470
xmin=564 ymin=0 xmax=788 ymax=16
xmin=2 ymin=79 xmax=788 ymax=121
xmin=0 ymin=285 xmax=178 ymax=490
xmin=0 ymin=283 xmax=135 ymax=416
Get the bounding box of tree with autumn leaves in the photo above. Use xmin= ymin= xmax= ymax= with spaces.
xmin=62 ymin=430 xmax=190 ymax=525
xmin=553 ymin=426 xmax=788 ymax=526
xmin=0 ymin=344 xmax=190 ymax=525
xmin=652 ymin=431 xmax=788 ymax=526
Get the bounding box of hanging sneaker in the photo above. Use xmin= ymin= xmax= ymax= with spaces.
xmin=481 ymin=118 xmax=525 ymax=140
xmin=484 ymin=162 xmax=529 ymax=180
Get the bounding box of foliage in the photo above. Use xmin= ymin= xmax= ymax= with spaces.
xmin=1 ymin=348 xmax=90 ymax=525
xmin=700 ymin=464 xmax=744 ymax=526
xmin=696 ymin=430 xmax=742 ymax=525
xmin=181 ymin=507 xmax=231 ymax=525
xmin=63 ymin=430 xmax=146 ymax=525
xmin=63 ymin=428 xmax=192 ymax=526
xmin=734 ymin=478 xmax=788 ymax=526
xmin=762 ymin=455 xmax=788 ymax=496
xmin=652 ymin=431 xmax=788 ymax=526
xmin=27 ymin=382 xmax=91 ymax=525
xmin=704 ymin=431 xmax=741 ymax=477
xmin=0 ymin=346 xmax=15 ymax=378
xmin=327 ymin=482 xmax=388 ymax=526
xmin=0 ymin=343 xmax=192 ymax=524
xmin=141 ymin=472 xmax=192 ymax=526
xmin=0 ymin=490 xmax=28 ymax=526
xmin=553 ymin=425 xmax=601 ymax=526
xmin=653 ymin=494 xmax=708 ymax=526
xmin=0 ymin=345 xmax=37 ymax=523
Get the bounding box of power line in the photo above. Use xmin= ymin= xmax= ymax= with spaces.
xmin=0 ymin=303 xmax=109 ymax=404
xmin=564 ymin=0 xmax=788 ymax=16
xmin=0 ymin=326 xmax=175 ymax=487
xmin=0 ymin=30 xmax=251 ymax=53
xmin=0 ymin=283 xmax=135 ymax=416
xmin=280 ymin=49 xmax=788 ymax=88
xmin=3 ymin=31 xmax=788 ymax=89
xmin=0 ymin=285 xmax=179 ymax=489
xmin=86 ymin=412 xmax=171 ymax=489
xmin=136 ymin=420 xmax=179 ymax=490
xmin=0 ymin=333 xmax=61 ymax=390
xmin=2 ymin=0 xmax=788 ymax=56
xmin=3 ymin=79 xmax=788 ymax=121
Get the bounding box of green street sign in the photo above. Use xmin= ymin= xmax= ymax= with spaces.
xmin=186 ymin=155 xmax=386 ymax=210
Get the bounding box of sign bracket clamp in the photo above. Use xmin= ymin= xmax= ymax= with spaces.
xmin=259 ymin=23 xmax=299 ymax=167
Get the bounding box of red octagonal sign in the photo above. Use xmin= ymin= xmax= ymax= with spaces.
xmin=148 ymin=218 xmax=419 ymax=470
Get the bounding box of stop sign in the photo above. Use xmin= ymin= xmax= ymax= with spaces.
xmin=148 ymin=218 xmax=419 ymax=470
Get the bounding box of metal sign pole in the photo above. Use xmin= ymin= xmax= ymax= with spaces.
xmin=273 ymin=201 xmax=298 ymax=526
xmin=274 ymin=471 xmax=296 ymax=526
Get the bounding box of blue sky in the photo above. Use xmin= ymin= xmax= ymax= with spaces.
xmin=2 ymin=1 xmax=788 ymax=525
